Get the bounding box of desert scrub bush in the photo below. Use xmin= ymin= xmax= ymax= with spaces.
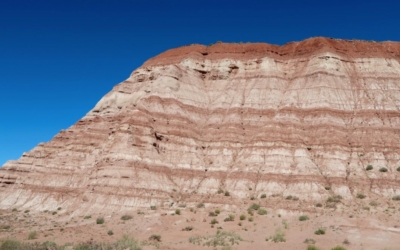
xmin=397 ymin=166 xmax=400 ymax=172
xmin=178 ymin=203 xmax=186 ymax=208
xmin=150 ymin=205 xmax=157 ymax=210
xmin=299 ymin=215 xmax=309 ymax=221
xmin=268 ymin=228 xmax=286 ymax=242
xmin=304 ymin=238 xmax=316 ymax=244
xmin=286 ymin=195 xmax=293 ymax=200
xmin=210 ymin=218 xmax=219 ymax=225
xmin=175 ymin=209 xmax=181 ymax=215
xmin=96 ymin=217 xmax=105 ymax=224
xmin=315 ymin=203 xmax=323 ymax=207
xmin=247 ymin=209 xmax=254 ymax=216
xmin=362 ymin=206 xmax=370 ymax=211
xmin=325 ymin=186 xmax=331 ymax=190
xmin=149 ymin=234 xmax=161 ymax=242
xmin=189 ymin=230 xmax=243 ymax=247
xmin=11 ymin=208 xmax=17 ymax=212
xmin=379 ymin=167 xmax=388 ymax=172
xmin=248 ymin=217 xmax=253 ymax=222
xmin=307 ymin=246 xmax=321 ymax=250
xmin=314 ymin=228 xmax=325 ymax=235
xmin=392 ymin=195 xmax=400 ymax=201
xmin=224 ymin=214 xmax=235 ymax=222
xmin=249 ymin=203 xmax=260 ymax=210
xmin=121 ymin=215 xmax=132 ymax=220
xmin=327 ymin=195 xmax=342 ymax=203
xmin=217 ymin=189 xmax=224 ymax=194
xmin=257 ymin=209 xmax=267 ymax=215
xmin=209 ymin=211 xmax=217 ymax=217
xmin=84 ymin=215 xmax=91 ymax=219
xmin=24 ymin=210 xmax=29 ymax=213
xmin=57 ymin=207 xmax=62 ymax=210
xmin=331 ymin=246 xmax=347 ymax=250
xmin=260 ymin=193 xmax=267 ymax=198
xmin=28 ymin=231 xmax=37 ymax=240
xmin=224 ymin=191 xmax=230 ymax=196
xmin=182 ymin=226 xmax=193 ymax=231
xmin=239 ymin=214 xmax=246 ymax=220
xmin=369 ymin=201 xmax=378 ymax=206
xmin=356 ymin=193 xmax=366 ymax=199
xmin=108 ymin=230 xmax=114 ymax=236
xmin=0 ymin=239 xmax=23 ymax=249
xmin=366 ymin=165 xmax=373 ymax=171
xmin=197 ymin=202 xmax=205 ymax=208
xmin=52 ymin=211 xmax=57 ymax=215
xmin=215 ymin=209 xmax=221 ymax=215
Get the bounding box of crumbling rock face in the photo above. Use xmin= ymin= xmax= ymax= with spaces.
xmin=1 ymin=37 xmax=400 ymax=213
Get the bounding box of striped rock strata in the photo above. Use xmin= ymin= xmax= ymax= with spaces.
xmin=1 ymin=37 xmax=400 ymax=213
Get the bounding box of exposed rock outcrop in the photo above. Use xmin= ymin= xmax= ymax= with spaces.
xmin=1 ymin=37 xmax=400 ymax=213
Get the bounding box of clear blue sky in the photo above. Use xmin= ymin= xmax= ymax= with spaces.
xmin=1 ymin=0 xmax=399 ymax=166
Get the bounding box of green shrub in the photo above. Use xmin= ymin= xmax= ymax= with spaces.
xmin=217 ymin=189 xmax=224 ymax=194
xmin=331 ymin=246 xmax=347 ymax=250
xmin=84 ymin=215 xmax=91 ymax=219
xmin=188 ymin=230 xmax=243 ymax=247
xmin=239 ymin=215 xmax=246 ymax=220
xmin=379 ymin=167 xmax=388 ymax=172
xmin=0 ymin=239 xmax=23 ymax=249
xmin=356 ymin=193 xmax=366 ymax=199
xmin=327 ymin=195 xmax=342 ymax=203
xmin=257 ymin=209 xmax=267 ymax=215
xmin=325 ymin=186 xmax=331 ymax=190
xmin=28 ymin=231 xmax=37 ymax=240
xmin=24 ymin=210 xmax=29 ymax=213
xmin=210 ymin=218 xmax=219 ymax=225
xmin=299 ymin=215 xmax=309 ymax=221
xmin=11 ymin=208 xmax=17 ymax=212
xmin=249 ymin=203 xmax=260 ymax=210
xmin=315 ymin=203 xmax=323 ymax=207
xmin=149 ymin=234 xmax=161 ymax=242
xmin=182 ymin=226 xmax=193 ymax=231
xmin=269 ymin=229 xmax=286 ymax=242
xmin=209 ymin=211 xmax=216 ymax=217
xmin=304 ymin=238 xmax=316 ymax=244
xmin=96 ymin=217 xmax=105 ymax=224
xmin=366 ymin=165 xmax=373 ymax=171
xmin=392 ymin=195 xmax=400 ymax=201
xmin=224 ymin=214 xmax=235 ymax=222
xmin=260 ymin=194 xmax=267 ymax=198
xmin=215 ymin=209 xmax=220 ymax=215
xmin=286 ymin=195 xmax=293 ymax=200
xmin=175 ymin=209 xmax=181 ymax=215
xmin=248 ymin=217 xmax=253 ymax=222
xmin=247 ymin=209 xmax=254 ymax=216
xmin=369 ymin=201 xmax=378 ymax=206
xmin=307 ymin=246 xmax=321 ymax=250
xmin=52 ymin=211 xmax=57 ymax=215
xmin=57 ymin=207 xmax=62 ymax=210
xmin=397 ymin=166 xmax=400 ymax=172
xmin=314 ymin=228 xmax=325 ymax=235
xmin=121 ymin=215 xmax=132 ymax=220
xmin=224 ymin=191 xmax=230 ymax=196
xmin=150 ymin=205 xmax=157 ymax=210
xmin=108 ymin=230 xmax=114 ymax=236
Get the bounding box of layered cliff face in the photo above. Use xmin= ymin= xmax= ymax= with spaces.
xmin=1 ymin=37 xmax=400 ymax=213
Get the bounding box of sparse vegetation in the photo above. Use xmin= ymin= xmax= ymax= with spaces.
xmin=327 ymin=195 xmax=342 ymax=203
xmin=325 ymin=186 xmax=331 ymax=190
xmin=149 ymin=234 xmax=161 ymax=242
xmin=182 ymin=226 xmax=193 ymax=231
xmin=96 ymin=217 xmax=105 ymax=224
xmin=315 ymin=203 xmax=323 ymax=207
xmin=197 ymin=203 xmax=205 ymax=208
xmin=52 ymin=211 xmax=57 ymax=215
xmin=366 ymin=165 xmax=373 ymax=171
xmin=57 ymin=207 xmax=62 ymax=210
xmin=217 ymin=189 xmax=224 ymax=194
xmin=397 ymin=166 xmax=400 ymax=172
xmin=299 ymin=215 xmax=309 ymax=221
xmin=248 ymin=217 xmax=253 ymax=222
xmin=249 ymin=203 xmax=260 ymax=210
xmin=314 ymin=228 xmax=326 ymax=235
xmin=175 ymin=209 xmax=181 ymax=215
xmin=189 ymin=230 xmax=243 ymax=247
xmin=392 ymin=195 xmax=400 ymax=201
xmin=307 ymin=246 xmax=321 ymax=250
xmin=209 ymin=211 xmax=217 ymax=217
xmin=215 ymin=209 xmax=221 ymax=215
xmin=331 ymin=246 xmax=347 ymax=250
xmin=24 ymin=210 xmax=30 ymax=213
xmin=260 ymin=194 xmax=267 ymax=198
xmin=28 ymin=231 xmax=37 ymax=240
xmin=268 ymin=228 xmax=286 ymax=242
xmin=211 ymin=218 xmax=219 ymax=225
xmin=107 ymin=230 xmax=114 ymax=236
xmin=379 ymin=167 xmax=388 ymax=172
xmin=150 ymin=205 xmax=157 ymax=210
xmin=239 ymin=215 xmax=246 ymax=220
xmin=84 ymin=215 xmax=91 ymax=219
xmin=121 ymin=215 xmax=132 ymax=221
xmin=11 ymin=208 xmax=17 ymax=212
xmin=369 ymin=201 xmax=378 ymax=206
xmin=304 ymin=238 xmax=316 ymax=244
xmin=257 ymin=209 xmax=267 ymax=215
xmin=224 ymin=191 xmax=230 ymax=196
xmin=224 ymin=214 xmax=235 ymax=222
xmin=356 ymin=193 xmax=366 ymax=199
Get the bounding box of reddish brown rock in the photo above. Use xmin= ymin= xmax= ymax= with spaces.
xmin=1 ymin=37 xmax=400 ymax=213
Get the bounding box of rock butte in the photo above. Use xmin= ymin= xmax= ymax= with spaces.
xmin=1 ymin=37 xmax=400 ymax=213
